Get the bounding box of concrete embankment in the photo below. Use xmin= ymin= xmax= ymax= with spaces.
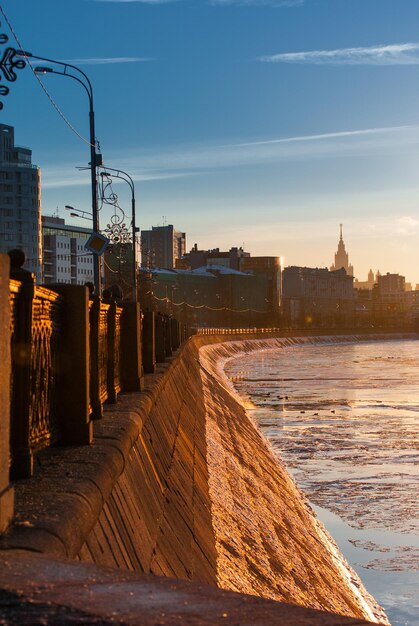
xmin=0 ymin=332 xmax=401 ymax=624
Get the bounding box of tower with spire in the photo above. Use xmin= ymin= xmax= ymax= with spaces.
xmin=330 ymin=224 xmax=353 ymax=276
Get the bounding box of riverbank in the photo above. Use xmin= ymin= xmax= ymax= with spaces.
xmin=0 ymin=332 xmax=401 ymax=624
xmin=222 ymin=337 xmax=419 ymax=626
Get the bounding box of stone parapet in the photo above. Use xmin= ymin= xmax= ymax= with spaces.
xmin=0 ymin=332 xmax=402 ymax=623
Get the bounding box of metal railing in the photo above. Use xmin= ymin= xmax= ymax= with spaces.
xmin=9 ymin=278 xmax=62 ymax=479
xmin=196 ymin=327 xmax=283 ymax=335
xmin=6 ymin=255 xmax=193 ymax=480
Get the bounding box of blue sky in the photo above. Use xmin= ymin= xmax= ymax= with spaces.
xmin=2 ymin=0 xmax=419 ymax=283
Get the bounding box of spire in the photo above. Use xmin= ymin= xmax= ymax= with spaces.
xmin=331 ymin=223 xmax=354 ymax=276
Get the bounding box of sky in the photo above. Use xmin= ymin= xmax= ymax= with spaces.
xmin=2 ymin=0 xmax=419 ymax=284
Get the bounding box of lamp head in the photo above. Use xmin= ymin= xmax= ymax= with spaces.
xmin=34 ymin=66 xmax=53 ymax=74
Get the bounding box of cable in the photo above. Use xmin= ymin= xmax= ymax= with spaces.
xmin=0 ymin=4 xmax=95 ymax=148
xmin=144 ymin=291 xmax=268 ymax=314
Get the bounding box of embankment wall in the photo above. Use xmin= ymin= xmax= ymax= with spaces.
xmin=2 ymin=332 xmax=407 ymax=623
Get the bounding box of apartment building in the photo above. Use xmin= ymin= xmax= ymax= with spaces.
xmin=0 ymin=124 xmax=42 ymax=279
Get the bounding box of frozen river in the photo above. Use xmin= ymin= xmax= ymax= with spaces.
xmin=225 ymin=338 xmax=419 ymax=626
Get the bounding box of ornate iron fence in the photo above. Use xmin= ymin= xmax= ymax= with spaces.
xmin=98 ymin=301 xmax=110 ymax=405
xmin=106 ymin=303 xmax=123 ymax=403
xmin=9 ymin=278 xmax=62 ymax=479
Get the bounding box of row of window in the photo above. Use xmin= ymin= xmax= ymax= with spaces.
xmin=56 ymin=267 xmax=93 ymax=275
xmin=0 ymin=183 xmax=34 ymax=194
xmin=43 ymin=227 xmax=90 ymax=240
xmin=0 ymin=233 xmax=37 ymax=243
xmin=0 ymin=208 xmax=38 ymax=217
xmin=0 ymin=196 xmax=38 ymax=206
xmin=53 ymin=278 xmax=94 ymax=285
xmin=54 ymin=254 xmax=93 ymax=263
xmin=1 ymin=222 xmax=37 ymax=231
xmin=0 ymin=171 xmax=37 ymax=182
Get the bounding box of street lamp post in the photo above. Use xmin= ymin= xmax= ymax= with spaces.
xmin=17 ymin=50 xmax=102 ymax=294
xmin=100 ymin=168 xmax=138 ymax=301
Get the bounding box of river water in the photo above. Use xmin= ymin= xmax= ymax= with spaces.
xmin=224 ymin=338 xmax=419 ymax=626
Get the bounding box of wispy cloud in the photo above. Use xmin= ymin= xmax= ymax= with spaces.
xmin=114 ymin=124 xmax=419 ymax=175
xmin=64 ymin=57 xmax=153 ymax=65
xmin=93 ymin=0 xmax=302 ymax=5
xmin=41 ymin=125 xmax=419 ymax=189
xmin=91 ymin=0 xmax=181 ymax=3
xmin=42 ymin=168 xmax=189 ymax=189
xmin=228 ymin=126 xmax=415 ymax=148
xmin=259 ymin=43 xmax=419 ymax=65
xmin=210 ymin=0 xmax=303 ymax=6
xmin=396 ymin=215 xmax=419 ymax=236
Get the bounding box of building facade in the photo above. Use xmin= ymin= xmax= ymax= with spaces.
xmin=42 ymin=216 xmax=94 ymax=285
xmin=372 ymin=272 xmax=406 ymax=327
xmin=177 ymin=245 xmax=251 ymax=271
xmin=0 ymin=124 xmax=42 ymax=279
xmin=141 ymin=225 xmax=186 ymax=269
xmin=282 ymin=266 xmax=355 ymax=328
xmin=139 ymin=264 xmax=276 ymax=328
xmin=240 ymin=256 xmax=282 ymax=312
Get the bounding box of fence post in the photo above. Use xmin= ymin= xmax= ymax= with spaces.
xmin=106 ymin=302 xmax=123 ymax=404
xmin=49 ymin=285 xmax=92 ymax=445
xmin=164 ymin=315 xmax=172 ymax=357
xmin=120 ymin=302 xmax=144 ymax=391
xmin=142 ymin=310 xmax=156 ymax=374
xmin=0 ymin=255 xmax=14 ymax=532
xmin=9 ymin=252 xmax=35 ymax=480
xmin=170 ymin=317 xmax=180 ymax=351
xmin=89 ymin=297 xmax=103 ymax=420
xmin=155 ymin=313 xmax=166 ymax=363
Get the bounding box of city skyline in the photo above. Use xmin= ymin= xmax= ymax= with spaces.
xmin=2 ymin=0 xmax=419 ymax=284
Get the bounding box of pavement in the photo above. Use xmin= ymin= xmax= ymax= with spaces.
xmin=0 ymin=550 xmax=382 ymax=625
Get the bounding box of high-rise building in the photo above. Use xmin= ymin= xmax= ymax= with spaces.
xmin=141 ymin=225 xmax=186 ymax=269
xmin=0 ymin=124 xmax=42 ymax=279
xmin=330 ymin=224 xmax=353 ymax=277
xmin=42 ymin=216 xmax=94 ymax=285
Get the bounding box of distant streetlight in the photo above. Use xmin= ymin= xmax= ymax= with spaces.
xmin=17 ymin=50 xmax=102 ymax=294
xmin=65 ymin=205 xmax=92 ymax=221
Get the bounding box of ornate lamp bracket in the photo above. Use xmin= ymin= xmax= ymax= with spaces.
xmin=0 ymin=26 xmax=26 ymax=109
